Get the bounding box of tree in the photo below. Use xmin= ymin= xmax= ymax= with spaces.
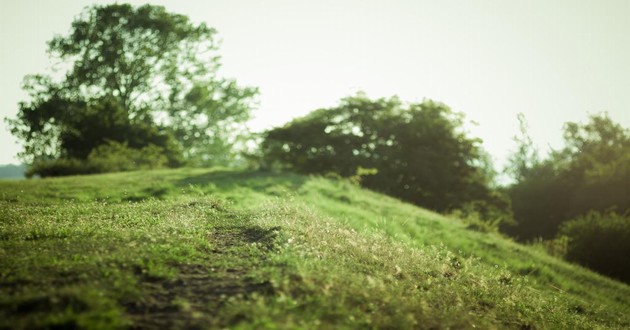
xmin=504 ymin=114 xmax=630 ymax=240
xmin=7 ymin=3 xmax=257 ymax=172
xmin=505 ymin=113 xmax=540 ymax=183
xmin=262 ymin=94 xmax=511 ymax=220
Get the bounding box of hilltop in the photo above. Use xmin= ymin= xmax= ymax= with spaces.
xmin=1 ymin=168 xmax=629 ymax=329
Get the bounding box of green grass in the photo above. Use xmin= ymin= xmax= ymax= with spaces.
xmin=1 ymin=167 xmax=629 ymax=329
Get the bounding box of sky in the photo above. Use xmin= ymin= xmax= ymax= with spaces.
xmin=1 ymin=0 xmax=629 ymax=170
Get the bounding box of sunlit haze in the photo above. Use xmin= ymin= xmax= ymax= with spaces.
xmin=1 ymin=0 xmax=629 ymax=169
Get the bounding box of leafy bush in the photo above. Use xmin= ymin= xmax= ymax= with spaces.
xmin=560 ymin=212 xmax=630 ymax=283
xmin=347 ymin=166 xmax=379 ymax=186
xmin=449 ymin=200 xmax=515 ymax=234
xmin=26 ymin=158 xmax=97 ymax=178
xmin=88 ymin=141 xmax=169 ymax=172
xmin=529 ymin=237 xmax=568 ymax=259
xmin=27 ymin=141 xmax=174 ymax=178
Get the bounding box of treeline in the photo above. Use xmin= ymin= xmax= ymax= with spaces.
xmin=504 ymin=114 xmax=630 ymax=282
xmin=7 ymin=3 xmax=629 ymax=283
xmin=0 ymin=164 xmax=26 ymax=179
xmin=505 ymin=114 xmax=629 ymax=241
xmin=259 ymin=96 xmax=629 ymax=283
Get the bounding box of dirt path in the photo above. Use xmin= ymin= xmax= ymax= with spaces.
xmin=126 ymin=225 xmax=280 ymax=329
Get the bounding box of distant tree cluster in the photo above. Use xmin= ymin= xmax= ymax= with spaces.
xmin=504 ymin=114 xmax=630 ymax=240
xmin=7 ymin=4 xmax=257 ymax=176
xmin=261 ymin=94 xmax=511 ymax=223
xmin=504 ymin=114 xmax=630 ymax=283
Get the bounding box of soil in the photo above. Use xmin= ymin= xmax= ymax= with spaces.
xmin=125 ymin=225 xmax=280 ymax=329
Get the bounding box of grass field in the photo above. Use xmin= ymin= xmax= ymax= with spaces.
xmin=1 ymin=168 xmax=629 ymax=329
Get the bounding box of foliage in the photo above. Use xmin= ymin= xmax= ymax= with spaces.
xmin=1 ymin=168 xmax=628 ymax=328
xmin=25 ymin=138 xmax=178 ymax=178
xmin=529 ymin=236 xmax=569 ymax=259
xmin=26 ymin=158 xmax=97 ymax=178
xmin=504 ymin=113 xmax=540 ymax=182
xmin=7 ymin=3 xmax=257 ymax=173
xmin=87 ymin=141 xmax=170 ymax=172
xmin=449 ymin=203 xmax=508 ymax=234
xmin=560 ymin=212 xmax=630 ymax=283
xmin=346 ymin=166 xmax=379 ymax=185
xmin=25 ymin=141 xmax=173 ymax=178
xmin=262 ymin=94 xmax=511 ymax=223
xmin=504 ymin=114 xmax=630 ymax=240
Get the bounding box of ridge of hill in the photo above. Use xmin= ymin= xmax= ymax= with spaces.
xmin=0 ymin=164 xmax=25 ymax=179
xmin=1 ymin=168 xmax=628 ymax=329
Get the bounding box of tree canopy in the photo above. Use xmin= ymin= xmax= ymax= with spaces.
xmin=504 ymin=113 xmax=630 ymax=240
xmin=8 ymin=3 xmax=257 ymax=173
xmin=262 ymin=94 xmax=510 ymax=220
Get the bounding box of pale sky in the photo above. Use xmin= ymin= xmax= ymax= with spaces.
xmin=1 ymin=0 xmax=629 ymax=170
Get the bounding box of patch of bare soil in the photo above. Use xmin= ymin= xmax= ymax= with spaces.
xmin=125 ymin=225 xmax=281 ymax=329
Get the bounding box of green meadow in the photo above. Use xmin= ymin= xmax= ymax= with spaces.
xmin=1 ymin=168 xmax=629 ymax=329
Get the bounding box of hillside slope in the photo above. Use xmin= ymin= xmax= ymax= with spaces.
xmin=1 ymin=168 xmax=629 ymax=329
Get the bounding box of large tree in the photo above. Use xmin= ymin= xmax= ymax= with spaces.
xmin=262 ymin=94 xmax=510 ymax=220
xmin=8 ymin=3 xmax=257 ymax=169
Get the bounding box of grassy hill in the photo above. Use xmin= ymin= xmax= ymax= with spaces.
xmin=1 ymin=168 xmax=629 ymax=329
